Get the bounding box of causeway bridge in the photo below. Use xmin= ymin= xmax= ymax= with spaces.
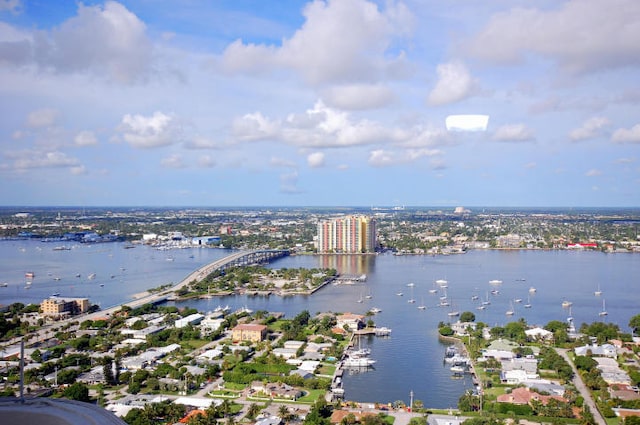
xmin=125 ymin=249 xmax=290 ymax=309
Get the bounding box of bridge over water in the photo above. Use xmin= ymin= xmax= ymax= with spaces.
xmin=123 ymin=249 xmax=290 ymax=309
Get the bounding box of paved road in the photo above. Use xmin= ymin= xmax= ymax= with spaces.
xmin=555 ymin=347 xmax=606 ymax=425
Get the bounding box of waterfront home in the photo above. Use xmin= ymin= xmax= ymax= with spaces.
xmin=272 ymin=347 xmax=298 ymax=359
xmin=336 ymin=313 xmax=365 ymax=331
xmin=501 ymin=358 xmax=539 ymax=374
xmin=525 ymin=327 xmax=553 ymax=341
xmin=451 ymin=321 xmax=477 ymax=336
xmin=521 ymin=379 xmax=566 ymax=396
xmin=175 ymin=313 xmax=204 ymax=328
xmin=329 ymin=410 xmax=378 ymax=424
xmin=574 ymin=343 xmax=617 ymax=357
xmin=501 ymin=369 xmax=540 ymax=384
xmin=497 ymin=387 xmax=567 ymax=406
xmin=250 ymin=381 xmax=302 ymax=400
xmin=231 ymin=323 xmax=268 ymax=342
xmin=480 ymin=349 xmax=515 ymax=361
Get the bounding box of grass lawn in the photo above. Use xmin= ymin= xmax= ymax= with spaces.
xmin=224 ymin=382 xmax=247 ymax=391
xmin=317 ymin=364 xmax=336 ymax=376
xmin=297 ymin=389 xmax=327 ymax=403
xmin=179 ymin=339 xmax=209 ymax=350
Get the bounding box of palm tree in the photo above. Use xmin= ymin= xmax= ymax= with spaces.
xmin=278 ymin=405 xmax=290 ymax=423
xmin=246 ymin=403 xmax=261 ymax=420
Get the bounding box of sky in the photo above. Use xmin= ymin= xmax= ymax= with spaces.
xmin=1 ymin=0 xmax=639 ymax=208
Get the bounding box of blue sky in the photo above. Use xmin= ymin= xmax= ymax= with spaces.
xmin=1 ymin=0 xmax=639 ymax=207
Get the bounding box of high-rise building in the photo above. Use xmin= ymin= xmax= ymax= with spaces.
xmin=317 ymin=215 xmax=377 ymax=253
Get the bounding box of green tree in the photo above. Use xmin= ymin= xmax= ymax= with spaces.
xmin=629 ymin=314 xmax=640 ymax=335
xmin=460 ymin=311 xmax=476 ymax=323
xmin=62 ymin=382 xmax=90 ymax=402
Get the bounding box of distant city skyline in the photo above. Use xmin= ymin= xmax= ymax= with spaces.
xmin=1 ymin=1 xmax=639 ymax=207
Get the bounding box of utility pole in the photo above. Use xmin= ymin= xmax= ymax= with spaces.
xmin=409 ymin=390 xmax=413 ymax=412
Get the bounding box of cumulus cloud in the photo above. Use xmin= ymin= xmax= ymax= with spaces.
xmin=492 ymin=124 xmax=534 ymax=142
xmin=611 ymin=124 xmax=640 ymax=143
xmin=307 ymin=152 xmax=325 ymax=168
xmin=27 ymin=108 xmax=59 ymax=128
xmin=585 ymin=169 xmax=602 ymax=177
xmin=160 ymin=154 xmax=185 ymax=169
xmin=5 ymin=150 xmax=80 ymax=170
xmin=119 ymin=111 xmax=179 ymax=149
xmin=74 ymin=130 xmax=98 ymax=146
xmin=280 ymin=171 xmax=302 ymax=193
xmin=70 ymin=165 xmax=87 ymax=175
xmin=427 ymin=61 xmax=475 ymax=106
xmin=231 ymin=112 xmax=280 ymax=142
xmin=220 ymin=0 xmax=413 ymax=85
xmin=321 ymin=84 xmax=394 ymax=110
xmin=0 ymin=1 xmax=152 ymax=83
xmin=184 ymin=137 xmax=222 ymax=150
xmin=569 ymin=116 xmax=611 ymax=141
xmin=368 ymin=147 xmax=441 ymax=167
xmin=464 ymin=0 xmax=640 ymax=74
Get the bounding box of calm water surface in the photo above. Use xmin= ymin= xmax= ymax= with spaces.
xmin=1 ymin=241 xmax=639 ymax=408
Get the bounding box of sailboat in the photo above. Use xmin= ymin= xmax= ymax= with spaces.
xmin=524 ymin=295 xmax=532 ymax=308
xmin=599 ymin=299 xmax=608 ymax=316
xmin=357 ymin=291 xmax=364 ymax=303
xmin=407 ymin=284 xmax=416 ymax=303
xmin=594 ymin=283 xmax=602 ymax=296
xmin=418 ymin=296 xmax=426 ymax=310
xmin=505 ymin=301 xmax=515 ymax=316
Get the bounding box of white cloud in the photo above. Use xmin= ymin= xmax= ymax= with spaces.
xmin=368 ymin=147 xmax=440 ymax=167
xmin=524 ymin=162 xmax=537 ymax=169
xmin=585 ymin=169 xmax=602 ymax=177
xmin=160 ymin=154 xmax=185 ymax=169
xmin=614 ymin=157 xmax=636 ymax=164
xmin=464 ymin=0 xmax=640 ymax=74
xmin=611 ymin=124 xmax=640 ymax=144
xmin=428 ymin=61 xmax=475 ymax=106
xmin=197 ymin=155 xmax=215 ymax=168
xmin=368 ymin=149 xmax=395 ymax=167
xmin=184 ymin=137 xmax=222 ymax=150
xmin=221 ymin=0 xmax=413 ymax=85
xmin=321 ymin=84 xmax=394 ymax=110
xmin=7 ymin=150 xmax=80 ymax=170
xmin=307 ymin=152 xmax=325 ymax=168
xmin=74 ymin=130 xmax=98 ymax=146
xmin=27 ymin=108 xmax=59 ymax=128
xmin=492 ymin=124 xmax=534 ymax=142
xmin=119 ymin=111 xmax=178 ymax=149
xmin=0 ymin=2 xmax=152 ymax=83
xmin=569 ymin=116 xmax=611 ymax=141
xmin=280 ymin=171 xmax=302 ymax=193
xmin=231 ymin=112 xmax=280 ymax=142
xmin=70 ymin=165 xmax=87 ymax=175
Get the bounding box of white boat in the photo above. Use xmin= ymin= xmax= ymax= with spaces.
xmin=396 ymin=292 xmax=403 ymax=296
xmin=0 ymin=282 xmax=8 ymax=287
xmin=471 ymin=295 xmax=479 ymax=301
xmin=529 ymin=286 xmax=537 ymax=293
xmin=343 ymin=357 xmax=376 ymax=368
xmin=513 ymin=298 xmax=522 ymax=303
xmin=489 ymin=279 xmax=503 ymax=285
xmin=477 ymin=304 xmax=486 ymax=310
xmin=418 ymin=297 xmax=426 ymax=310
xmin=599 ymin=299 xmax=608 ymax=316
xmin=450 ymin=365 xmax=466 ymax=373
xmin=481 ymin=291 xmax=491 ymax=305
xmin=447 ymin=310 xmax=460 ymax=317
xmin=375 ymin=327 xmax=392 ymax=336
xmin=407 ymin=282 xmax=415 ymax=287
xmin=435 ymin=279 xmax=448 ymax=287
xmin=562 ymin=300 xmax=573 ymax=308
xmin=88 ymin=273 xmax=96 ymax=280
xmin=407 ymin=298 xmax=416 ymax=304
xmin=505 ymin=301 xmax=515 ymax=316
xmin=369 ymin=307 xmax=382 ymax=314
xmin=490 ymin=289 xmax=500 ymax=295
xmin=594 ymin=284 xmax=602 ymax=296
xmin=524 ymin=295 xmax=532 ymax=308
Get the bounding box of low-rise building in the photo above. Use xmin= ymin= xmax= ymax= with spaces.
xmin=40 ymin=297 xmax=89 ymax=316
xmin=175 ymin=313 xmax=204 ymax=328
xmin=336 ymin=313 xmax=364 ymax=331
xmin=232 ymin=323 xmax=267 ymax=343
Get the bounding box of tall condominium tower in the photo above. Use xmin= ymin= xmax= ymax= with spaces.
xmin=317 ymin=215 xmax=377 ymax=253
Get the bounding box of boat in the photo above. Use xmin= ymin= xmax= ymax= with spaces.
xmin=369 ymin=307 xmax=382 ymax=314
xmin=53 ymin=277 xmax=61 ymax=281
xmin=53 ymin=246 xmax=71 ymax=251
xmin=505 ymin=301 xmax=515 ymax=316
xmin=477 ymin=304 xmax=486 ymax=311
xmin=99 ymin=283 xmax=105 ymax=287
xmin=599 ymin=299 xmax=608 ymax=317
xmin=490 ymin=289 xmax=500 ymax=295
xmin=436 ymin=279 xmax=448 ymax=287
xmin=407 ymin=282 xmax=415 ymax=287
xmin=418 ymin=296 xmax=426 ymax=310
xmin=407 ymin=298 xmax=416 ymax=304
xmin=513 ymin=298 xmax=522 ymax=303
xmin=343 ymin=357 xmax=376 ymax=368
xmin=562 ymin=300 xmax=573 ymax=308
xmin=396 ymin=292 xmax=403 ymax=296
xmin=489 ymin=279 xmax=503 ymax=285
xmin=25 ymin=272 xmax=35 ymax=279
xmin=481 ymin=291 xmax=491 ymax=305
xmin=51 ymin=292 xmax=60 ymax=297
xmin=75 ymin=273 xmax=81 ymax=278
xmin=524 ymin=295 xmax=532 ymax=308
xmin=375 ymin=327 xmax=392 ymax=336
xmin=88 ymin=273 xmax=96 ymax=280
xmin=450 ymin=365 xmax=466 ymax=373
xmin=0 ymin=282 xmax=8 ymax=287
xmin=471 ymin=294 xmax=479 ymax=301
xmin=594 ymin=284 xmax=602 ymax=296
xmin=447 ymin=308 xmax=460 ymax=317
xmin=529 ymin=286 xmax=537 ymax=293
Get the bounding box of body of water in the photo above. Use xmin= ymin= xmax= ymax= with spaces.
xmin=1 ymin=241 xmax=639 ymax=408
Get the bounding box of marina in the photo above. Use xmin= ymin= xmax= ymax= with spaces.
xmin=1 ymin=240 xmax=639 ymax=407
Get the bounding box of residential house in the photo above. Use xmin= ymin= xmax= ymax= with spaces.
xmin=232 ymin=323 xmax=267 ymax=343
